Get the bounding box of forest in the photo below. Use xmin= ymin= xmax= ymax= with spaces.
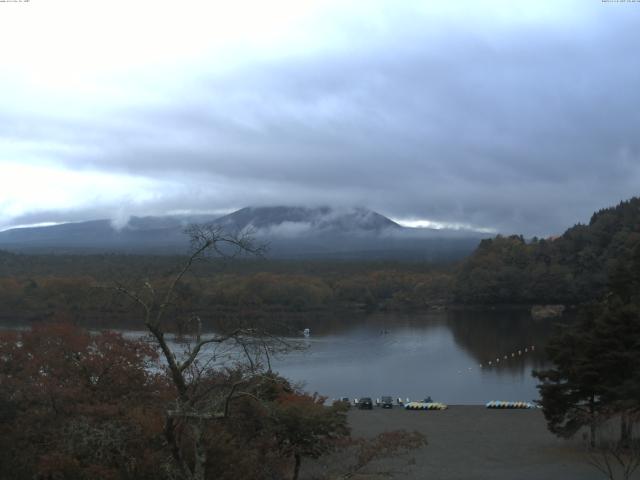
xmin=1 ymin=197 xmax=639 ymax=327
xmin=455 ymin=197 xmax=640 ymax=305
xmin=0 ymin=253 xmax=454 ymax=328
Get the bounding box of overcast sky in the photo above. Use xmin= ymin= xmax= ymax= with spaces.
xmin=1 ymin=0 xmax=639 ymax=236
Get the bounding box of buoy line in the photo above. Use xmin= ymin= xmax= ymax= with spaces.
xmin=405 ymin=402 xmax=448 ymax=410
xmin=485 ymin=400 xmax=537 ymax=409
xmin=476 ymin=345 xmax=536 ymax=371
xmin=333 ymin=345 xmax=540 ymax=408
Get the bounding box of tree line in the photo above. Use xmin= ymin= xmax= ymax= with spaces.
xmin=527 ymin=199 xmax=640 ymax=478
xmin=0 ymin=255 xmax=455 ymax=326
xmin=454 ymin=198 xmax=640 ymax=305
xmin=3 ymin=198 xmax=640 ymax=321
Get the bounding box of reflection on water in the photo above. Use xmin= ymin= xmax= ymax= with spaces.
xmin=0 ymin=309 xmax=559 ymax=404
xmin=270 ymin=310 xmax=555 ymax=404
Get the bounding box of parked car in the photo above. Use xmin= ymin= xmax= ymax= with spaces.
xmin=336 ymin=397 xmax=351 ymax=409
xmin=358 ymin=397 xmax=373 ymax=409
xmin=381 ymin=396 xmax=394 ymax=408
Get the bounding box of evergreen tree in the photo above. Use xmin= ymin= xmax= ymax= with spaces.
xmin=534 ymin=297 xmax=640 ymax=447
xmin=533 ymin=310 xmax=604 ymax=447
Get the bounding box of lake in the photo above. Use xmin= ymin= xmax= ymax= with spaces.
xmin=0 ymin=308 xmax=557 ymax=405
xmin=269 ymin=309 xmax=554 ymax=405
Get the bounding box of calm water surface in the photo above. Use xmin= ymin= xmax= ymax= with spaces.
xmin=1 ymin=309 xmax=555 ymax=405
xmin=269 ymin=310 xmax=553 ymax=405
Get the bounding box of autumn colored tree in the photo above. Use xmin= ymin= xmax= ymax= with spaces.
xmin=0 ymin=321 xmax=357 ymax=480
xmin=114 ymin=224 xmax=303 ymax=480
xmin=268 ymin=392 xmax=350 ymax=480
xmin=455 ymin=197 xmax=640 ymax=306
xmin=0 ymin=322 xmax=167 ymax=480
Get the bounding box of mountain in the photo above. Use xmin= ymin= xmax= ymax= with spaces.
xmin=0 ymin=215 xmax=217 ymax=254
xmin=210 ymin=206 xmax=482 ymax=260
xmin=212 ymin=206 xmax=401 ymax=235
xmin=0 ymin=206 xmax=485 ymax=260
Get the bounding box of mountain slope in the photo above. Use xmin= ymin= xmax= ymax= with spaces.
xmin=454 ymin=196 xmax=640 ymax=304
xmin=0 ymin=206 xmax=484 ymax=260
xmin=0 ymin=215 xmax=216 ymax=253
xmin=213 ymin=206 xmax=401 ymax=235
xmin=211 ymin=206 xmax=481 ymax=260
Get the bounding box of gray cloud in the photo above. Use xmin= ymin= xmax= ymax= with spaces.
xmin=2 ymin=1 xmax=640 ymax=236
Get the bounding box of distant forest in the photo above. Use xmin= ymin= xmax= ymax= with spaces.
xmin=1 ymin=197 xmax=639 ymax=326
xmin=0 ymin=254 xmax=453 ymax=328
xmin=455 ymin=197 xmax=640 ymax=305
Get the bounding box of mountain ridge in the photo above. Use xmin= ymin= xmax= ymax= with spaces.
xmin=0 ymin=206 xmax=485 ymax=260
xmin=212 ymin=206 xmax=402 ymax=235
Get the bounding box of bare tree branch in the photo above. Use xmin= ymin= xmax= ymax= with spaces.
xmin=177 ymin=330 xmax=242 ymax=374
xmin=112 ymin=222 xmax=273 ymax=480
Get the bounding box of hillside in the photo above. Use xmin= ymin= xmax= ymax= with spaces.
xmin=0 ymin=215 xmax=216 ymax=253
xmin=213 ymin=206 xmax=402 ymax=234
xmin=0 ymin=206 xmax=484 ymax=261
xmin=454 ymin=197 xmax=640 ymax=305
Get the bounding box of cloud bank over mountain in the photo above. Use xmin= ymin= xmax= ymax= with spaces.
xmin=1 ymin=1 xmax=639 ymax=236
xmin=0 ymin=206 xmax=485 ymax=260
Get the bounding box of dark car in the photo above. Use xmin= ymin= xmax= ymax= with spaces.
xmin=381 ymin=396 xmax=394 ymax=408
xmin=358 ymin=397 xmax=373 ymax=409
xmin=336 ymin=397 xmax=351 ymax=409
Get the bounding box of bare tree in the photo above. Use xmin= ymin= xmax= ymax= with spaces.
xmin=587 ymin=440 xmax=640 ymax=480
xmin=115 ymin=224 xmax=290 ymax=480
xmin=585 ymin=412 xmax=640 ymax=480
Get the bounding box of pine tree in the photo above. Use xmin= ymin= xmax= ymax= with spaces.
xmin=533 ymin=310 xmax=604 ymax=447
xmin=534 ymin=296 xmax=640 ymax=447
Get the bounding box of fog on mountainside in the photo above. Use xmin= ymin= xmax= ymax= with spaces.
xmin=0 ymin=206 xmax=486 ymax=261
xmin=214 ymin=206 xmax=402 ymax=235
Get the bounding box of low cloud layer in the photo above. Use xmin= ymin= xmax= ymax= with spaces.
xmin=1 ymin=1 xmax=639 ymax=236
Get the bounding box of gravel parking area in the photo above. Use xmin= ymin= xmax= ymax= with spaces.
xmin=304 ymin=406 xmax=613 ymax=480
